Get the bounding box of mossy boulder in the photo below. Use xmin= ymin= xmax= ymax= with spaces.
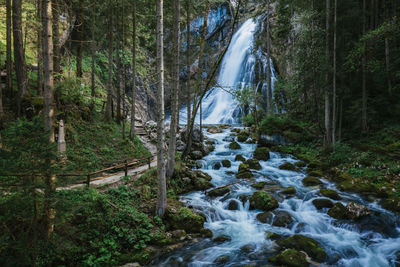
xmin=312 ymin=198 xmax=334 ymax=210
xmin=193 ymin=178 xmax=213 ymax=190
xmin=251 ymin=182 xmax=269 ymax=190
xmin=380 ymin=197 xmax=400 ymax=212
xmin=266 ymin=232 xmax=282 ymax=240
xmin=208 ymin=187 xmax=230 ymax=197
xmin=229 ymin=141 xmax=241 ymax=150
xmin=279 ymin=162 xmax=297 ymax=171
xmin=221 ymin=159 xmax=231 ymax=168
xmin=245 ymin=159 xmax=262 ymax=170
xmin=281 ymin=186 xmax=297 ymax=195
xmin=237 ymin=131 xmax=250 ymax=142
xmin=214 ymin=255 xmax=230 ymax=264
xmin=302 ymin=176 xmax=323 ymax=186
xmin=256 ymin=211 xmax=273 ymax=223
xmin=213 ymin=235 xmax=232 ymax=243
xmin=308 ymin=170 xmax=323 ymax=177
xmin=200 ymin=228 xmax=213 ymax=238
xmin=320 ymin=189 xmax=341 ymax=200
xmin=249 ymin=191 xmax=279 ymax=211
xmin=236 ymin=164 xmax=254 ymax=179
xmin=165 ymin=207 xmax=205 ymax=233
xmin=269 ymin=249 xmax=309 ymax=267
xmin=235 ymin=154 xmax=246 ymax=162
xmin=277 ymin=235 xmax=327 ymax=262
xmin=227 ymin=200 xmax=239 ymax=210
xmin=253 ymin=147 xmax=270 ymax=161
xmin=295 ymin=161 xmax=307 ymax=168
xmin=327 ymin=203 xmax=347 ymax=219
xmin=273 ymin=211 xmax=294 ymax=227
xmin=240 ymin=244 xmax=256 ymax=253
xmin=338 ymin=179 xmax=374 ymax=194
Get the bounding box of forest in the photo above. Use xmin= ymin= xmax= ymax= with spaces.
xmin=0 ymin=0 xmax=399 ymax=266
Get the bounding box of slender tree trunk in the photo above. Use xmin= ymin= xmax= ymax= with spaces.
xmin=332 ymin=0 xmax=337 ymax=147
xmin=76 ymin=6 xmax=83 ymax=78
xmin=91 ymin=6 xmax=96 ymax=100
xmin=37 ymin=0 xmax=43 ymax=95
xmin=186 ymin=0 xmax=191 ymax=128
xmin=130 ymin=1 xmax=137 ymax=140
xmin=13 ymin=0 xmax=28 ymax=116
xmin=0 ymin=56 xmax=3 ymax=130
xmin=105 ymin=6 xmax=113 ymax=122
xmin=338 ymin=97 xmax=343 ymax=141
xmin=116 ymin=27 xmax=122 ymax=125
xmin=122 ymin=0 xmax=126 ymax=139
xmin=167 ymin=0 xmax=181 ymax=178
xmin=266 ymin=0 xmax=272 ymax=114
xmin=43 ymin=0 xmax=56 ymax=239
xmin=53 ymin=0 xmax=60 ymax=76
xmin=384 ymin=32 xmax=392 ymax=96
xmin=361 ymin=0 xmax=368 ymax=131
xmin=324 ymin=0 xmax=331 ymax=148
xmin=156 ymin=0 xmax=167 ymax=218
xmin=6 ymin=0 xmax=13 ymax=97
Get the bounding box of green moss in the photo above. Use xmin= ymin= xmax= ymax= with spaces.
xmin=235 ymin=154 xmax=246 ymax=162
xmin=327 ymin=203 xmax=347 ymax=219
xmin=254 ymin=146 xmax=270 ymax=161
xmin=277 ymin=235 xmax=327 ymax=262
xmin=302 ymin=176 xmax=323 ymax=186
xmin=165 ymin=207 xmax=205 ymax=233
xmin=229 ymin=141 xmax=242 ymax=150
xmin=249 ymin=191 xmax=279 ymax=211
xmin=281 ymin=186 xmax=297 ymax=195
xmin=208 ymin=187 xmax=230 ymax=197
xmin=237 ymin=131 xmax=250 ymax=142
xmin=237 ymin=164 xmax=254 ymax=179
xmin=320 ymin=189 xmax=341 ymax=200
xmin=279 ymin=162 xmax=297 ymax=171
xmin=245 ymin=159 xmax=262 ymax=170
xmin=269 ymin=249 xmax=309 ymax=267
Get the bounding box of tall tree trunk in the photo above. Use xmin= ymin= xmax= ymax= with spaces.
xmin=332 ymin=0 xmax=337 ymax=147
xmin=130 ymin=1 xmax=137 ymax=140
xmin=105 ymin=6 xmax=113 ymax=122
xmin=384 ymin=8 xmax=392 ymax=96
xmin=324 ymin=0 xmax=331 ymax=148
xmin=361 ymin=0 xmax=368 ymax=131
xmin=43 ymin=0 xmax=56 ymax=239
xmin=266 ymin=0 xmax=272 ymax=114
xmin=122 ymin=0 xmax=126 ymax=139
xmin=156 ymin=0 xmax=167 ymax=218
xmin=116 ymin=24 xmax=122 ymax=125
xmin=6 ymin=0 xmax=13 ymax=97
xmin=37 ymin=0 xmax=43 ymax=95
xmin=53 ymin=0 xmax=60 ymax=76
xmin=13 ymin=0 xmax=28 ymax=116
xmin=186 ymin=0 xmax=191 ymax=128
xmin=76 ymin=6 xmax=83 ymax=78
xmin=91 ymin=6 xmax=96 ymax=101
xmin=167 ymin=0 xmax=181 ymax=178
xmin=0 ymin=54 xmax=3 ymax=130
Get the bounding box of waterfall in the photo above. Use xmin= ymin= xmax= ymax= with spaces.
xmin=180 ymin=17 xmax=277 ymax=125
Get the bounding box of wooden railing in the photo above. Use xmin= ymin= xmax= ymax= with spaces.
xmin=0 ymin=155 xmax=154 ymax=188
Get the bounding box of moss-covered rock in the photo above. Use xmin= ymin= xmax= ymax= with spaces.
xmin=277 ymin=235 xmax=327 ymax=262
xmin=214 ymin=255 xmax=230 ymax=264
xmin=281 ymin=186 xmax=297 ymax=195
xmin=272 ymin=211 xmax=294 ymax=227
xmin=240 ymin=244 xmax=255 ymax=253
xmin=213 ymin=235 xmax=232 ymax=243
xmin=245 ymin=159 xmax=262 ymax=170
xmin=338 ymin=179 xmax=374 ymax=194
xmin=193 ymin=178 xmax=213 ymax=191
xmin=320 ymin=189 xmax=342 ymax=200
xmin=237 ymin=131 xmax=250 ymax=142
xmin=165 ymin=207 xmax=205 ymax=233
xmin=208 ymin=187 xmax=230 ymax=197
xmin=266 ymin=232 xmax=282 ymax=240
xmin=221 ymin=159 xmax=232 ymax=168
xmin=251 ymin=182 xmax=269 ymax=189
xmin=254 ymin=147 xmax=270 ymax=161
xmin=279 ymin=162 xmax=297 ymax=171
xmin=327 ymin=203 xmax=347 ymax=219
xmin=256 ymin=211 xmax=273 ymax=223
xmin=235 ymin=154 xmax=246 ymax=162
xmin=236 ymin=163 xmax=254 ymax=179
xmin=227 ymin=200 xmax=239 ymax=210
xmin=269 ymin=249 xmax=309 ymax=267
xmin=249 ymin=191 xmax=279 ymax=211
xmin=308 ymin=170 xmax=323 ymax=177
xmin=380 ymin=197 xmax=400 ymax=212
xmin=295 ymin=161 xmax=307 ymax=168
xmin=229 ymin=141 xmax=241 ymax=150
xmin=207 ymin=126 xmax=222 ymax=134
xmin=312 ymin=198 xmax=334 ymax=210
xmin=200 ymin=228 xmax=213 ymax=238
xmin=302 ymin=176 xmax=323 ymax=186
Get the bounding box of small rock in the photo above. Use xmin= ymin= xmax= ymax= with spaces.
xmin=269 ymin=249 xmax=308 ymax=267
xmin=265 ymin=232 xmax=282 ymax=240
xmin=237 ymin=163 xmax=254 ymax=179
xmin=250 ymin=191 xmax=279 ymax=211
xmin=239 ymin=195 xmax=249 ymax=203
xmin=253 ymin=146 xmax=270 ymax=161
xmin=237 ymin=131 xmax=250 ymax=142
xmin=200 ymin=228 xmax=213 ymax=238
xmin=240 ymin=244 xmax=255 ymax=253
xmin=207 ymin=126 xmax=222 ymax=134
xmin=208 ymin=187 xmax=230 ymax=197
xmin=279 ymin=162 xmax=297 ymax=171
xmin=235 ymin=154 xmax=246 ymax=162
xmin=320 ymin=189 xmax=342 ymax=200
xmin=277 ymin=235 xmax=327 ymax=262
xmin=190 ymin=150 xmax=203 ymax=160
xmin=171 ymin=229 xmax=186 ymax=239
xmin=302 ymin=176 xmax=323 ymax=186
xmin=281 ymin=186 xmax=297 ymax=195
xmin=213 ymin=255 xmax=230 ymax=264
xmin=272 ymin=211 xmax=294 ymax=227
xmin=227 ymin=200 xmax=239 ymax=210
xmin=312 ymin=198 xmax=334 ymax=210
xmin=213 ymin=235 xmax=232 ymax=243
xmin=252 ymin=182 xmax=268 ymax=189
xmin=256 ymin=212 xmax=273 ymax=223
xmin=222 ymin=159 xmax=231 ymax=168
xmin=328 ymin=202 xmax=348 ymax=219
xmin=246 ymin=159 xmax=262 ymax=170
xmin=346 ymin=202 xmax=371 ymax=220
xmin=229 ymin=141 xmax=241 ymax=150
xmin=213 ymin=162 xmax=222 ymax=170
xmin=295 ymin=161 xmax=307 ymax=168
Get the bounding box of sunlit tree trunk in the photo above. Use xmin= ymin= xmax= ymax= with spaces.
xmin=167 ymin=0 xmax=181 ymax=178
xmin=13 ymin=0 xmax=28 ymax=116
xmin=43 ymin=0 xmax=56 ymax=239
xmin=130 ymin=1 xmax=137 ymax=140
xmin=156 ymin=0 xmax=167 ymax=217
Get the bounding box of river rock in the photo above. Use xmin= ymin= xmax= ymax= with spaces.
xmin=213 ymin=235 xmax=232 ymax=243
xmin=345 ymin=202 xmax=371 ymax=220
xmin=227 ymin=200 xmax=239 ymax=210
xmin=249 ymin=191 xmax=279 ymax=211
xmin=223 ymin=136 xmax=235 ymax=142
xmin=165 ymin=207 xmax=205 ymax=233
xmin=176 ymin=140 xmax=186 ymax=151
xmin=236 ymin=163 xmax=254 ymax=179
xmin=302 ymin=176 xmax=323 ymax=186
xmin=222 ymin=159 xmax=231 ymax=167
xmin=200 ymin=228 xmax=213 ymax=238
xmin=190 ymin=150 xmax=203 ymax=160
xmin=252 ymin=182 xmax=269 ymax=189
xmin=237 ymin=131 xmax=249 ymax=142
xmin=235 ymin=154 xmax=246 ymax=162
xmin=208 ymin=187 xmax=230 ymax=197
xmin=213 ymin=162 xmax=222 ymax=170
xmin=312 ymin=198 xmax=334 ymax=210
xmin=320 ymin=189 xmax=342 ymax=200
xmin=171 ymin=229 xmax=186 ymax=239
xmin=266 ymin=232 xmax=282 ymax=240
xmin=240 ymin=244 xmax=256 ymax=252
xmin=279 ymin=162 xmax=297 ymax=171
xmin=281 ymin=186 xmax=297 ymax=195
xmin=295 ymin=161 xmax=307 ymax=168
xmin=277 ymin=235 xmax=327 ymax=262
xmin=272 ymin=211 xmax=294 ymax=227
xmin=239 ymin=194 xmax=249 ymax=203
xmin=214 ymin=255 xmax=230 ymax=264
xmin=245 ymin=159 xmax=262 ymax=170
xmin=207 ymin=126 xmax=222 ymax=133
xmin=229 ymin=141 xmax=241 ymax=150
xmin=269 ymin=249 xmax=309 ymax=267
xmin=253 ymin=146 xmax=270 ymax=161
xmin=256 ymin=212 xmax=273 ymax=223
xmin=328 ymin=203 xmax=348 ymax=219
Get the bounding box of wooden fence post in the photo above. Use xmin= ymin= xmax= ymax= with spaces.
xmin=124 ymin=160 xmax=128 ymax=177
xmin=86 ymin=174 xmax=90 ymax=187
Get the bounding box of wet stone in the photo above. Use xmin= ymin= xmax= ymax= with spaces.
xmin=222 ymin=159 xmax=231 ymax=167
xmin=235 ymin=154 xmax=246 ymax=162
xmin=227 ymin=200 xmax=239 ymax=210
xmin=256 ymin=212 xmax=273 ymax=223
xmin=312 ymin=198 xmax=334 ymax=210
xmin=213 ymin=235 xmax=232 ymax=243
xmin=214 ymin=255 xmax=230 ymax=264
xmin=320 ymin=189 xmax=342 ymax=200
xmin=272 ymin=211 xmax=294 ymax=227
xmin=240 ymin=244 xmax=256 ymax=253
xmin=213 ymin=162 xmax=222 ymax=170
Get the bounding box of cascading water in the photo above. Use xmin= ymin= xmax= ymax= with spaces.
xmin=154 ymin=129 xmax=400 ymax=266
xmin=179 ymin=17 xmax=277 ymax=125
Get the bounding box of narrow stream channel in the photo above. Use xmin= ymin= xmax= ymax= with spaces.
xmin=156 ymin=127 xmax=400 ymax=267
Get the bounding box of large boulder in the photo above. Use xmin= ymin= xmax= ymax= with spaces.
xmin=279 ymin=162 xmax=297 ymax=171
xmin=320 ymin=189 xmax=342 ymax=200
xmin=208 ymin=187 xmax=230 ymax=197
xmin=229 ymin=141 xmax=241 ymax=150
xmin=302 ymin=176 xmax=323 ymax=186
xmin=277 ymin=235 xmax=327 ymax=262
xmin=312 ymin=198 xmax=334 ymax=210
xmin=269 ymin=249 xmax=309 ymax=267
xmin=328 ymin=202 xmax=370 ymax=220
xmin=165 ymin=207 xmax=205 ymax=233
xmin=245 ymin=159 xmax=262 ymax=170
xmin=249 ymin=191 xmax=279 ymax=211
xmin=272 ymin=211 xmax=294 ymax=227
xmin=256 ymin=211 xmax=273 ymax=223
xmin=281 ymin=186 xmax=297 ymax=195
xmin=236 ymin=163 xmax=254 ymax=179
xmin=180 ymin=125 xmax=203 ymax=143
xmin=253 ymin=147 xmax=270 ymax=161
xmin=235 ymin=154 xmax=246 ymax=162
xmin=327 ymin=203 xmax=348 ymax=219
xmin=190 ymin=150 xmax=203 ymax=160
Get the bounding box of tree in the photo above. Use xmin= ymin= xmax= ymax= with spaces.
xmin=167 ymin=0 xmax=181 ymax=178
xmin=43 ymin=0 xmax=56 ymax=239
xmin=324 ymin=0 xmax=331 ymax=148
xmin=37 ymin=0 xmax=43 ymax=95
xmin=13 ymin=0 xmax=28 ymax=116
xmin=156 ymin=0 xmax=166 ymax=217
xmin=332 ymin=0 xmax=337 ymax=146
xmin=6 ymin=0 xmax=12 ymax=97
xmin=105 ymin=5 xmax=113 ymax=122
xmin=53 ymin=0 xmax=61 ymax=76
xmin=361 ymin=0 xmax=367 ymax=131
xmin=266 ymin=0 xmax=272 ymax=114
xmin=130 ymin=0 xmax=137 ymax=140
xmin=185 ymin=0 xmax=191 ymax=128
xmin=75 ymin=3 xmax=84 ymax=78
